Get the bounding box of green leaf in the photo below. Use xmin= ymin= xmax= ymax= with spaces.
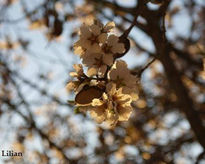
xmin=67 ymin=100 xmax=75 ymax=105
xmin=74 ymin=107 xmax=80 ymax=114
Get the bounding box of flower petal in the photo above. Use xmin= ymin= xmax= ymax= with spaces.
xmin=107 ymin=35 xmax=119 ymax=46
xmin=90 ymin=43 xmax=101 ymax=53
xmin=80 ymin=25 xmax=91 ymax=38
xmin=99 ymin=65 xmax=107 ymax=76
xmin=103 ymin=54 xmax=114 ymax=66
xmin=90 ymin=24 xmax=101 ymax=35
xmin=111 ymin=43 xmax=125 ymax=54
xmin=87 ymin=67 xmax=98 ymax=76
xmin=98 ymin=33 xmax=107 ymax=43
xmin=106 ymin=82 xmax=116 ymax=95
xmin=104 ymin=21 xmax=115 ymax=32
xmin=91 ymin=98 xmax=104 ymax=106
xmin=118 ymin=106 xmax=132 ymax=121
xmin=74 ymin=46 xmax=84 ymax=56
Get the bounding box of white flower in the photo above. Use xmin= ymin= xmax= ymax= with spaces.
xmin=109 ymin=60 xmax=138 ymax=100
xmin=89 ymin=82 xmax=133 ymax=126
xmin=67 ymin=64 xmax=88 ymax=93
xmin=102 ymin=35 xmax=125 ymax=54
xmin=66 ymin=81 xmax=80 ymax=92
xmin=101 ymin=35 xmax=125 ymax=66
xmin=74 ymin=23 xmax=107 ymax=55
xmin=69 ymin=64 xmax=84 ymax=78
xmin=66 ymin=81 xmax=89 ymax=93
xmin=89 ymin=98 xmax=107 ymax=123
xmin=93 ymin=20 xmax=115 ymax=33
xmin=74 ymin=20 xmax=116 ymax=56
xmin=82 ymin=51 xmax=109 ymax=76
xmin=103 ymin=21 xmax=115 ymax=33
xmin=74 ymin=46 xmax=84 ymax=56
xmin=67 ymin=20 xmax=137 ymax=127
xmin=105 ymin=83 xmax=133 ymax=122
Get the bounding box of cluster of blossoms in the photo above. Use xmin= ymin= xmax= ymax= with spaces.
xmin=67 ymin=20 xmax=138 ymax=127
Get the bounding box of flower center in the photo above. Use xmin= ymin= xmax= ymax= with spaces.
xmin=94 ymin=56 xmax=104 ymax=67
xmin=88 ymin=34 xmax=98 ymax=45
xmin=102 ymin=44 xmax=112 ymax=54
xmin=115 ymin=76 xmax=126 ymax=87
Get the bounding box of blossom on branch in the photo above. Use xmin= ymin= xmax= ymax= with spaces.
xmin=89 ymin=83 xmax=133 ymax=126
xmin=109 ymin=60 xmax=138 ymax=100
xmin=74 ymin=20 xmax=116 ymax=56
xmin=82 ymin=51 xmax=108 ymax=77
xmin=67 ymin=20 xmax=137 ymax=127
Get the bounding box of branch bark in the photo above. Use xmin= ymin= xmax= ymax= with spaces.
xmin=149 ymin=1 xmax=205 ymax=149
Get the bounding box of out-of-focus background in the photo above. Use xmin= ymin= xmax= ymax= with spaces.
xmin=0 ymin=0 xmax=205 ymax=163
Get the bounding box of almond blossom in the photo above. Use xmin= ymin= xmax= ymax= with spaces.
xmin=69 ymin=64 xmax=84 ymax=78
xmin=109 ymin=60 xmax=138 ymax=100
xmin=74 ymin=20 xmax=116 ymax=56
xmin=89 ymin=83 xmax=133 ymax=126
xmin=101 ymin=35 xmax=125 ymax=66
xmin=66 ymin=64 xmax=88 ymax=93
xmin=82 ymin=51 xmax=108 ymax=77
xmin=67 ymin=20 xmax=137 ymax=127
xmin=102 ymin=35 xmax=125 ymax=54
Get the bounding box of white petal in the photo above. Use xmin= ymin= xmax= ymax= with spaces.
xmin=111 ymin=43 xmax=125 ymax=53
xmin=103 ymin=54 xmax=114 ymax=66
xmin=104 ymin=21 xmax=115 ymax=32
xmin=98 ymin=33 xmax=107 ymax=43
xmin=90 ymin=43 xmax=101 ymax=53
xmin=90 ymin=24 xmax=101 ymax=35
xmin=91 ymin=98 xmax=104 ymax=106
xmin=94 ymin=20 xmax=103 ymax=29
xmin=66 ymin=81 xmax=76 ymax=91
xmin=73 ymin=64 xmax=83 ymax=72
xmin=90 ymin=109 xmax=106 ymax=123
xmin=106 ymin=82 xmax=116 ymax=95
xmin=87 ymin=67 xmax=98 ymax=76
xmin=69 ymin=72 xmax=78 ymax=77
xmin=80 ymin=25 xmax=91 ymax=38
xmin=74 ymin=46 xmax=84 ymax=56
xmin=118 ymin=106 xmax=132 ymax=121
xmin=83 ymin=40 xmax=92 ymax=49
xmin=107 ymin=35 xmax=119 ymax=46
xmin=109 ymin=69 xmax=118 ymax=80
xmin=116 ymin=60 xmax=128 ymax=70
xmin=99 ymin=65 xmax=107 ymax=76
xmin=102 ymin=93 xmax=108 ymax=100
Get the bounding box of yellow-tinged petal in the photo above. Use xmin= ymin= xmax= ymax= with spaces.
xmin=112 ymin=43 xmax=125 ymax=54
xmin=107 ymin=35 xmax=119 ymax=46
xmin=87 ymin=67 xmax=97 ymax=76
xmin=104 ymin=21 xmax=115 ymax=32
xmin=90 ymin=24 xmax=101 ymax=35
xmin=91 ymin=98 xmax=104 ymax=106
xmin=69 ymin=72 xmax=78 ymax=77
xmin=103 ymin=54 xmax=114 ymax=66
xmin=98 ymin=33 xmax=107 ymax=43
xmin=118 ymin=106 xmax=132 ymax=121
